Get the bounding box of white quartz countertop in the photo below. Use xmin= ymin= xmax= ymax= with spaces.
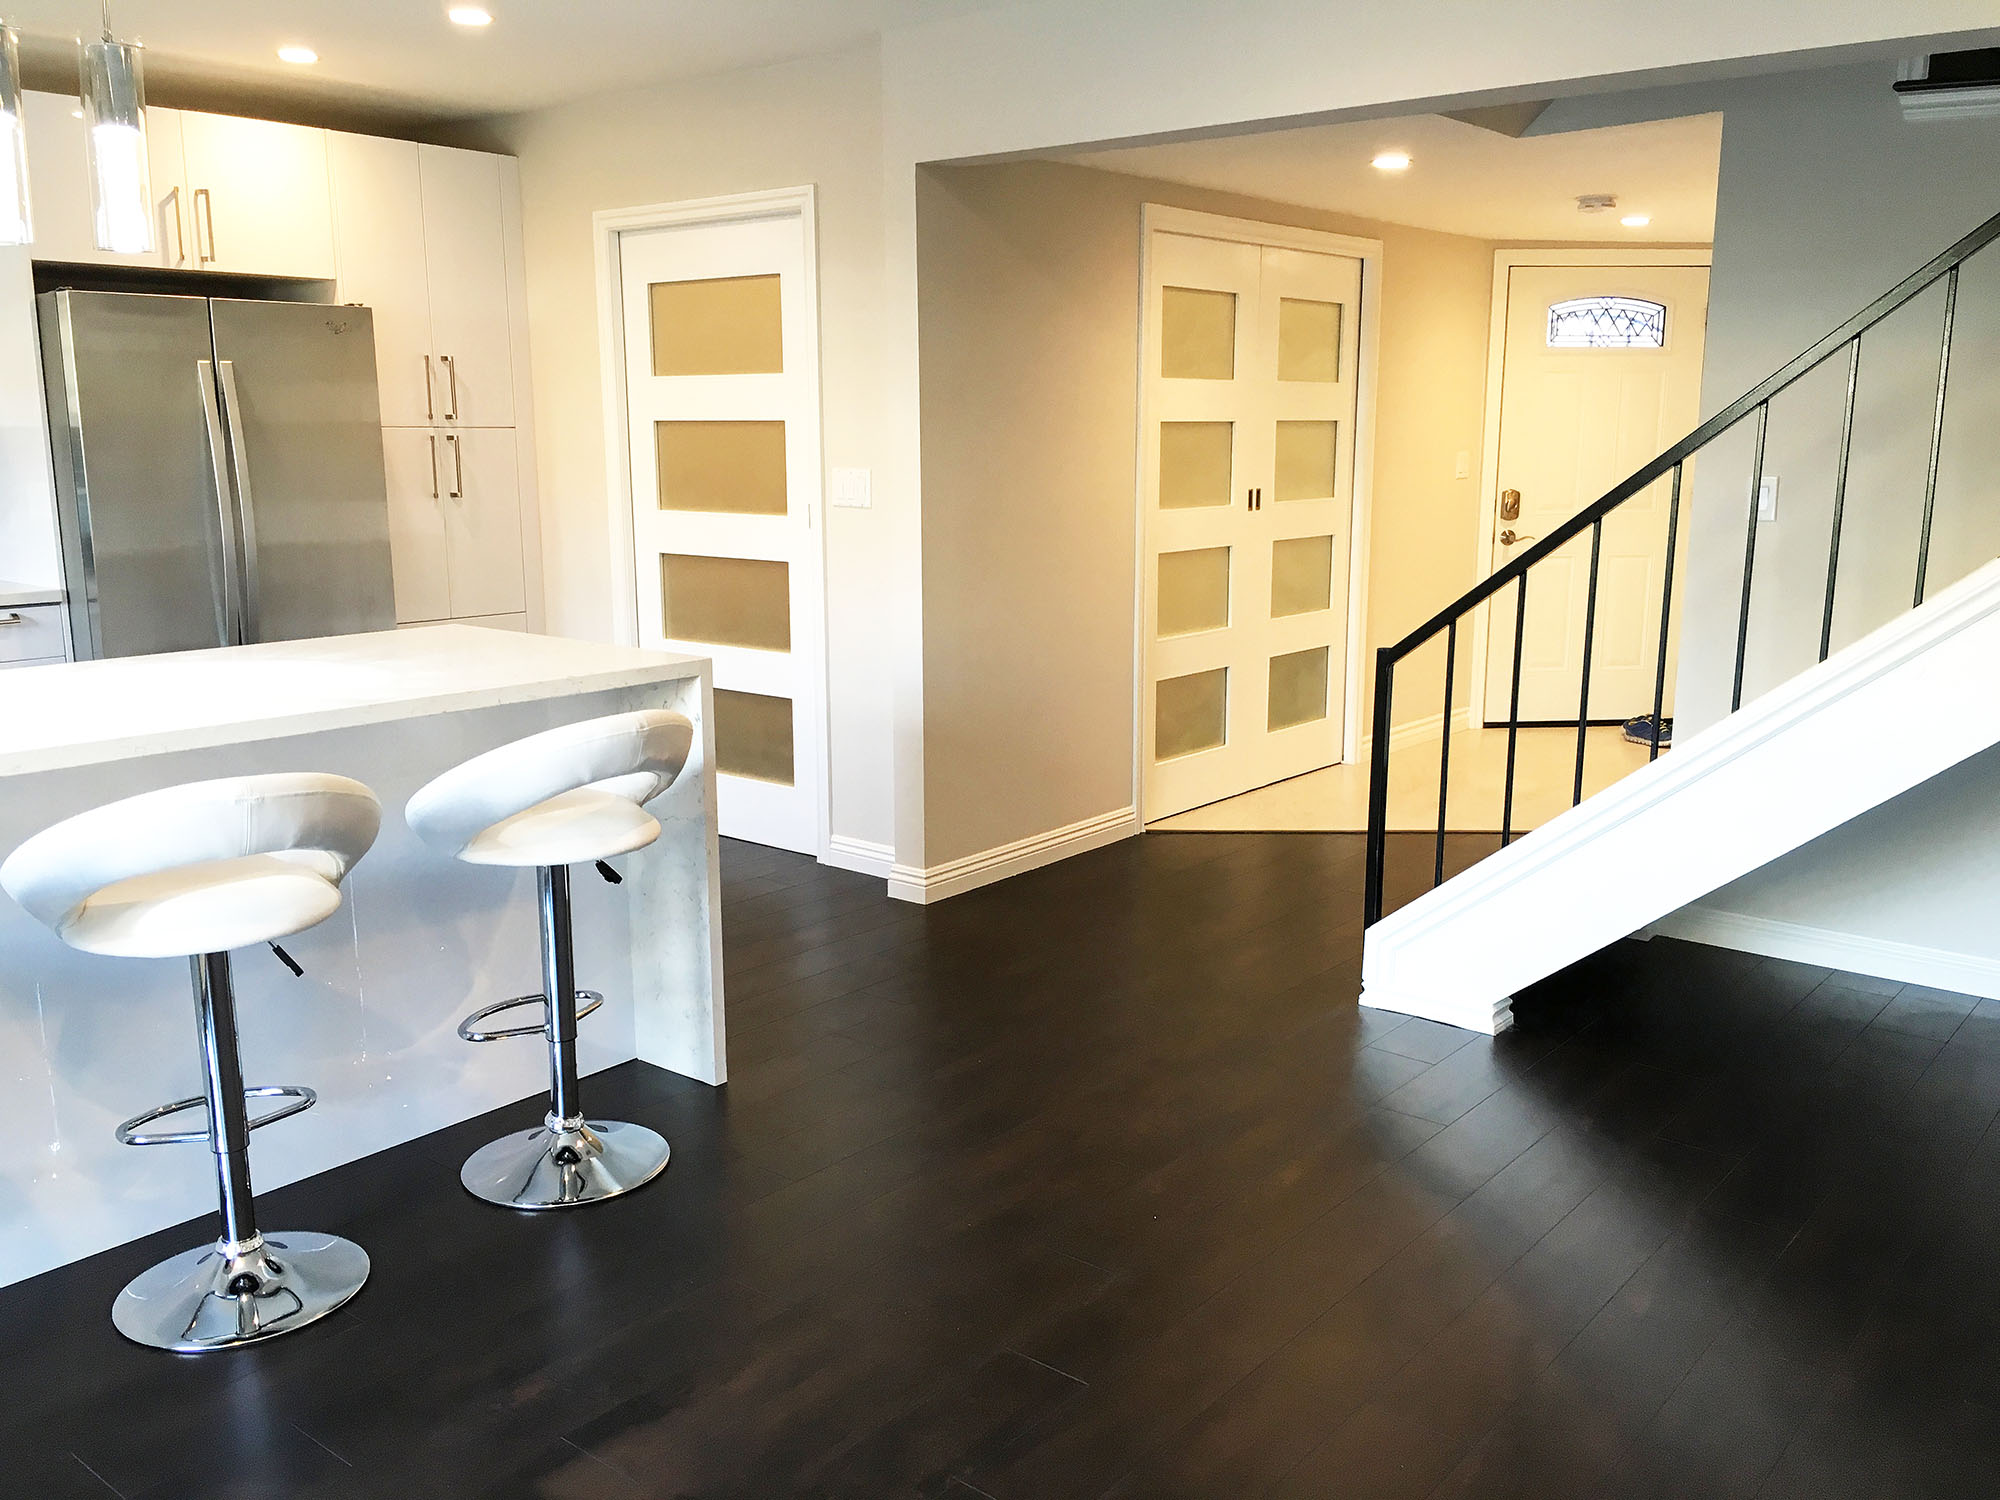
xmin=0 ymin=625 xmax=709 ymax=777
xmin=0 ymin=579 xmax=62 ymax=609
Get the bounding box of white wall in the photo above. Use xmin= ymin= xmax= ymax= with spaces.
xmin=485 ymin=44 xmax=897 ymax=856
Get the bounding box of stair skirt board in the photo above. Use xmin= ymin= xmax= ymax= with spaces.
xmin=1360 ymin=557 xmax=2000 ymax=1035
xmin=1361 ymin=984 xmax=1515 ymax=1036
xmin=1647 ymin=907 xmax=2000 ymax=1003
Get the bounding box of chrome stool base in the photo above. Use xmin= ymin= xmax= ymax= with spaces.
xmin=111 ymin=1231 xmax=369 ymax=1353
xmin=460 ymin=1115 xmax=671 ymax=1209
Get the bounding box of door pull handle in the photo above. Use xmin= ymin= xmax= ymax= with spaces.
xmin=428 ymin=434 xmax=439 ymax=499
xmin=440 ymin=354 xmax=459 ymax=421
xmin=193 ymin=186 xmax=217 ymax=264
xmin=446 ymin=433 xmax=464 ymax=499
xmin=424 ymin=354 xmax=435 ymax=421
xmin=164 ymin=185 xmax=186 ymax=265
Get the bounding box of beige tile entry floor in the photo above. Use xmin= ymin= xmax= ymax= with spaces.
xmin=1150 ymin=723 xmax=1654 ymax=833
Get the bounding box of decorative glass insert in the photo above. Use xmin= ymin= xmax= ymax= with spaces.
xmin=1158 ymin=547 xmax=1230 ymax=637
xmin=1278 ymin=298 xmax=1342 ymax=382
xmin=656 ymin=420 xmax=788 ymax=514
xmin=1161 ymin=286 xmax=1236 ymax=379
xmin=714 ymin=688 xmax=795 ymax=785
xmin=660 ymin=554 xmax=791 ymax=652
xmin=1274 ymin=421 xmax=1337 ymax=501
xmin=1270 ymin=535 xmax=1333 ymax=617
xmin=1158 ymin=422 xmax=1233 ymax=509
xmin=1546 ymin=296 xmax=1666 ymax=349
xmin=1267 ymin=646 xmax=1329 ymax=731
xmin=1156 ymin=667 xmax=1227 ymax=761
xmin=650 ymin=274 xmax=784 ymax=375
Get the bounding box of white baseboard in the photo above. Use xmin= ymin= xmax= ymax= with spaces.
xmin=1651 ymin=905 xmax=2000 ymax=1001
xmin=888 ymin=806 xmax=1141 ymax=905
xmin=822 ymin=834 xmax=895 ymax=879
xmin=1356 ymin=706 xmax=1473 ymax=759
xmin=1360 ymin=983 xmax=1515 ymax=1036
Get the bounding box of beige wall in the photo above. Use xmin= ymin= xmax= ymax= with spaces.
xmin=915 ymin=159 xmax=1497 ymax=866
xmin=486 ymin=44 xmax=897 ymax=854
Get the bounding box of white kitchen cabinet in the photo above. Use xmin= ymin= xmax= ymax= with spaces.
xmin=328 ymin=135 xmax=433 ymax=425
xmin=21 ymin=93 xmax=191 ymax=269
xmin=382 ymin=427 xmax=453 ymax=623
xmin=385 ymin=427 xmax=525 ymax=623
xmin=179 ymin=112 xmax=336 ymax=279
xmin=439 ymin=428 xmax=527 ymax=618
xmin=417 ymin=145 xmax=514 ymax=427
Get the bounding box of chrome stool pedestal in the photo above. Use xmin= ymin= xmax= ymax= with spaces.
xmin=455 ymin=864 xmax=669 ymax=1209
xmin=113 ymin=951 xmax=369 ymax=1352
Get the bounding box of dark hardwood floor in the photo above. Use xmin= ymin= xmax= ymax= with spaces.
xmin=4 ymin=831 xmax=2000 ymax=1498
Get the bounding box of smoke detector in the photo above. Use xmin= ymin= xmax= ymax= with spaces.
xmin=1576 ymin=194 xmax=1618 ymax=214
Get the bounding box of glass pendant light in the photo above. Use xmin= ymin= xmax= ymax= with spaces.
xmin=0 ymin=22 xmax=30 ymax=246
xmin=80 ymin=6 xmax=151 ymax=254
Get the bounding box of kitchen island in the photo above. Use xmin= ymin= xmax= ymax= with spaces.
xmin=0 ymin=625 xmax=724 ymax=1288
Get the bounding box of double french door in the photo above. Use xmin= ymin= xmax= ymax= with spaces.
xmin=1142 ymin=222 xmax=1366 ymax=820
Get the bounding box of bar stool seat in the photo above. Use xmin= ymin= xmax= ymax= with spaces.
xmin=0 ymin=773 xmax=379 ymax=1352
xmin=408 ymin=710 xmax=692 ymax=1209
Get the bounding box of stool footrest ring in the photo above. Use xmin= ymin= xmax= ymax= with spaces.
xmin=115 ymin=1085 xmax=318 ymax=1147
xmin=456 ymin=989 xmax=604 ymax=1044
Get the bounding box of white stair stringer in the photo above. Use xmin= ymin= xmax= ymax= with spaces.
xmin=1360 ymin=557 xmax=2000 ymax=1035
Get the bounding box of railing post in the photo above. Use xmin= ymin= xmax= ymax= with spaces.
xmin=1732 ymin=401 xmax=1771 ymax=713
xmin=1363 ymin=647 xmax=1395 ymax=926
xmin=1435 ymin=621 xmax=1457 ymax=890
xmin=1649 ymin=464 xmax=1683 ymax=764
xmin=1915 ymin=263 xmax=1959 ymax=608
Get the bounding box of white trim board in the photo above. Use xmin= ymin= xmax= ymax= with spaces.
xmin=824 ymin=834 xmax=896 ymax=879
xmin=592 ymin=185 xmax=837 ymax=868
xmin=1131 ymin=203 xmax=1384 ymax=820
xmin=1466 ymin=246 xmax=1713 ymax=727
xmin=889 ymin=806 xmax=1141 ymax=904
xmin=1648 ymin=906 xmax=2000 ymax=1003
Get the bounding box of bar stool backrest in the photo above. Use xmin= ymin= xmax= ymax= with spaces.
xmin=405 ymin=710 xmax=694 ymax=862
xmin=0 ymin=773 xmax=381 ymax=948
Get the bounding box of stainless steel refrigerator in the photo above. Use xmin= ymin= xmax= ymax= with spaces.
xmin=39 ymin=290 xmax=396 ymax=659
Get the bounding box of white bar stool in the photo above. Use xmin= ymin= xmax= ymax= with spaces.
xmin=0 ymin=773 xmax=380 ymax=1352
xmin=406 ymin=708 xmax=693 ymax=1210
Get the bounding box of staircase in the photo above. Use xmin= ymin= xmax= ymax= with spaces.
xmin=1358 ymin=210 xmax=2000 ymax=1035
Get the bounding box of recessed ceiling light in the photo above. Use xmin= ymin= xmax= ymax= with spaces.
xmin=448 ymin=6 xmax=492 ymax=25
xmin=1620 ymin=213 xmax=1652 ymax=228
xmin=1371 ymin=151 xmax=1412 ymax=172
xmin=277 ymin=44 xmax=318 ymax=65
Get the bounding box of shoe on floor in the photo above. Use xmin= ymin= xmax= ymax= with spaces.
xmin=1622 ymin=713 xmax=1672 ymax=749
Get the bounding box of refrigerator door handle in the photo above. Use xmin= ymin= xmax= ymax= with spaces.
xmin=215 ymin=359 xmax=262 ymax=643
xmin=196 ymin=359 xmax=243 ymax=646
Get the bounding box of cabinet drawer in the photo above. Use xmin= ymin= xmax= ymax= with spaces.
xmin=0 ymin=605 xmax=66 ymax=663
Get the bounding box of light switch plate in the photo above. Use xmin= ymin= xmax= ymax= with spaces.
xmin=1757 ymin=474 xmax=1779 ymax=522
xmin=831 ymin=467 xmax=872 ymax=508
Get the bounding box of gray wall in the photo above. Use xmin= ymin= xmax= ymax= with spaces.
xmin=1594 ymin=61 xmax=2000 ymax=970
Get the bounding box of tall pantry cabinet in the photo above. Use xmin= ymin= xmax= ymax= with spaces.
xmin=329 ymin=135 xmax=541 ymax=632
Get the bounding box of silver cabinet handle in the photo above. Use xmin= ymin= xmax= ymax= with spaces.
xmin=193 ymin=187 xmax=216 ymax=264
xmin=164 ymin=185 xmax=186 ymax=266
xmin=428 ymin=434 xmax=439 ymax=499
xmin=0 ymin=612 xmax=22 ymax=626
xmin=196 ymin=360 xmax=243 ymax=645
xmin=445 ymin=433 xmax=464 ymax=498
xmin=439 ymin=354 xmax=459 ymax=421
xmin=216 ymin=360 xmax=261 ymax=641
xmin=423 ymin=353 xmax=434 ymax=421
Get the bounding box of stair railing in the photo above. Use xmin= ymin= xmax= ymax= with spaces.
xmin=1362 ymin=206 xmax=2000 ymax=927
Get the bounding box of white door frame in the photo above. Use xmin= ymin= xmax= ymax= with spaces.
xmin=592 ymin=185 xmax=831 ymax=860
xmin=1467 ymin=245 xmax=1712 ymax=724
xmin=1133 ymin=203 xmax=1383 ymax=823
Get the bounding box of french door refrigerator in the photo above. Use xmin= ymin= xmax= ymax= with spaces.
xmin=39 ymin=291 xmax=396 ymax=659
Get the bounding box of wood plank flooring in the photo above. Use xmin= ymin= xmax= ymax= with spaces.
xmin=4 ymin=831 xmax=2000 ymax=1498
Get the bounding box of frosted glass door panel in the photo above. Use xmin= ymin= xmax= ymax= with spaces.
xmin=657 ymin=421 xmax=788 ymax=514
xmin=651 ymin=274 xmax=784 ymax=376
xmin=714 ymin=688 xmax=795 ymax=785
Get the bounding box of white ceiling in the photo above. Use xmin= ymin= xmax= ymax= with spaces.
xmin=1057 ymin=111 xmax=1724 ymax=244
xmin=3 ymin=1 xmax=1006 ymax=123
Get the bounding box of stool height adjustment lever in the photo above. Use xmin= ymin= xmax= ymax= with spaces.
xmin=268 ymin=941 xmax=304 ymax=977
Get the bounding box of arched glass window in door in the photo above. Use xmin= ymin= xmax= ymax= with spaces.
xmin=1547 ymin=296 xmax=1667 ymax=348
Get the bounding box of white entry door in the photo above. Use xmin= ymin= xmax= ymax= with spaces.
xmin=618 ymin=205 xmax=824 ymax=853
xmin=1141 ymin=222 xmax=1365 ymax=821
xmin=1482 ymin=262 xmax=1710 ymax=723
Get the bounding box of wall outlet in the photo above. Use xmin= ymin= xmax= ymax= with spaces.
xmin=831 ymin=467 xmax=872 ymax=508
xmin=1757 ymin=474 xmax=1779 ymax=522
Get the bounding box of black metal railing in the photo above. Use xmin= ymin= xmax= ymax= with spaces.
xmin=1362 ymin=207 xmax=2000 ymax=927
